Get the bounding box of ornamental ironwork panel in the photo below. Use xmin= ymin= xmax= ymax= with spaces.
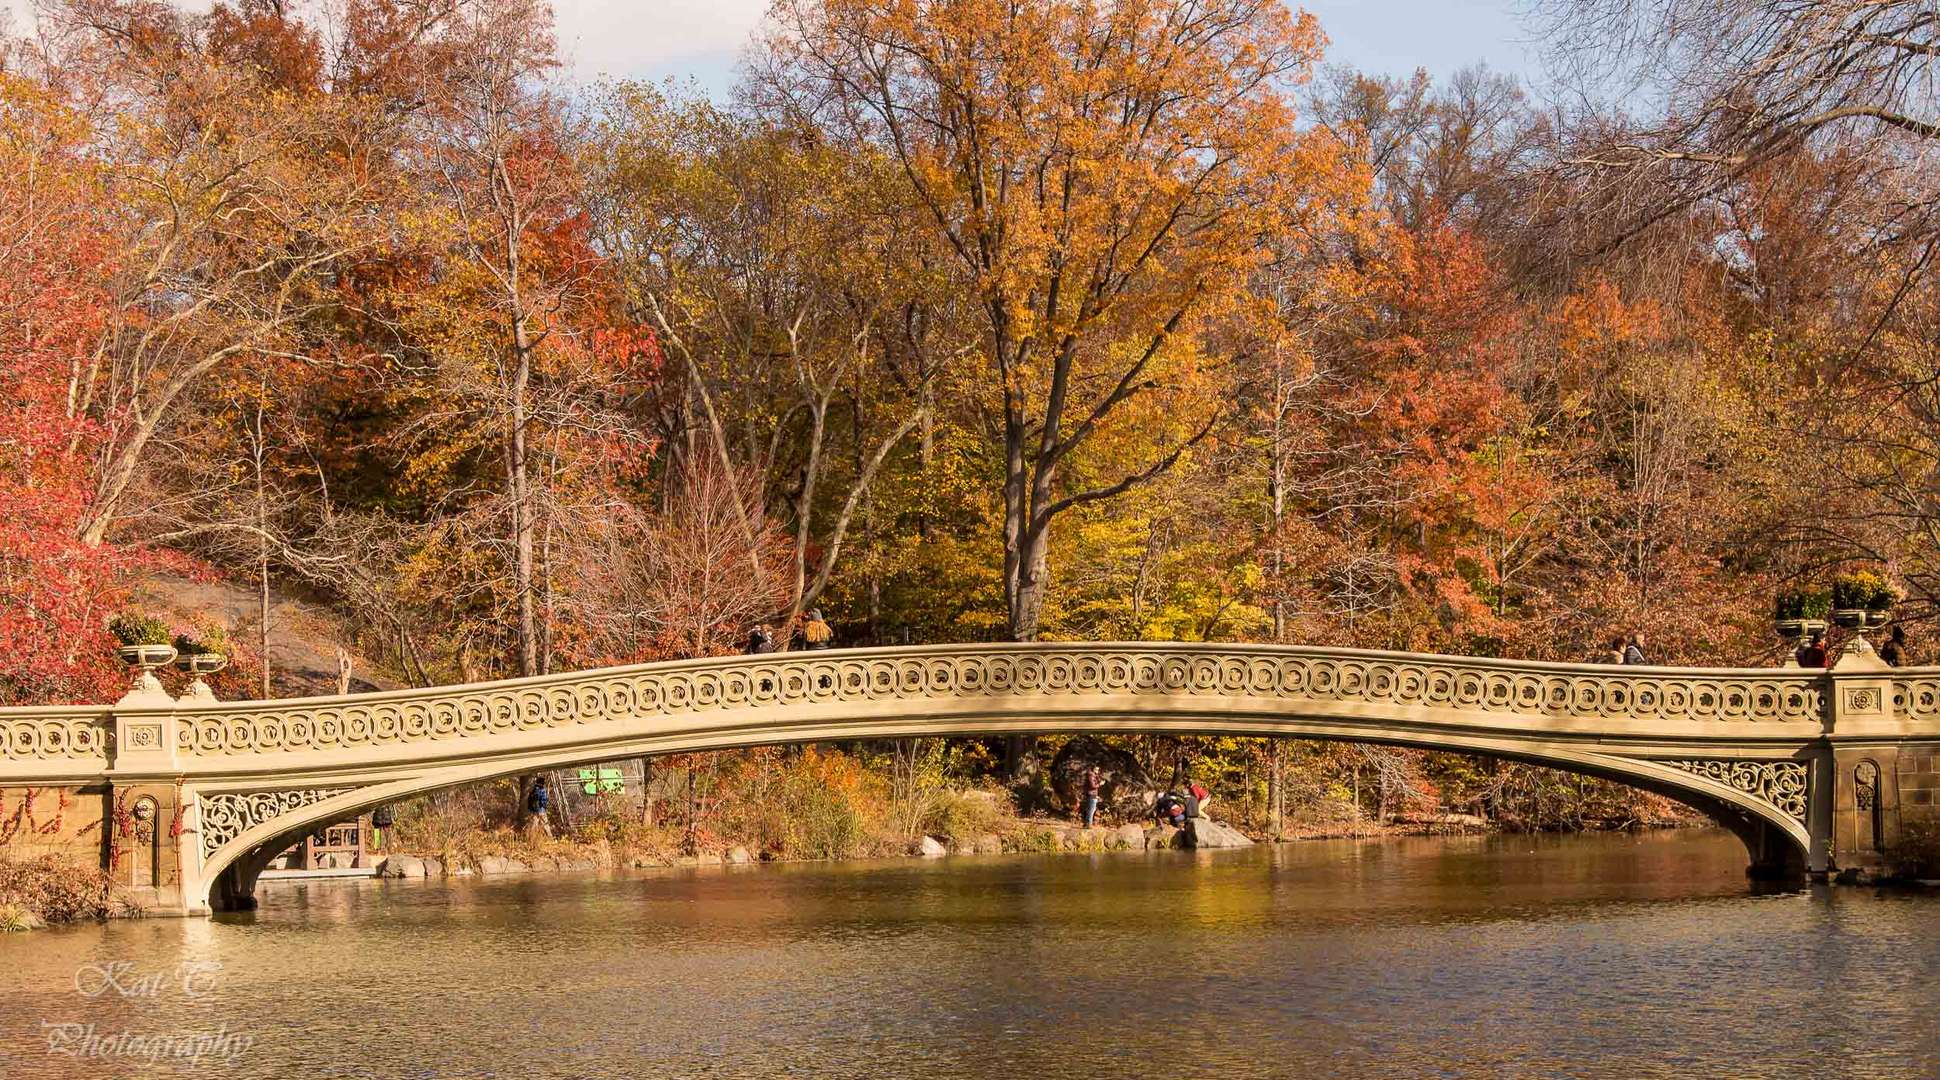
xmin=1660 ymin=760 xmax=1808 ymax=824
xmin=200 ymin=789 xmax=351 ymax=858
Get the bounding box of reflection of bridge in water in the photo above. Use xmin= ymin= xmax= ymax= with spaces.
xmin=3 ymin=643 xmax=1934 ymax=914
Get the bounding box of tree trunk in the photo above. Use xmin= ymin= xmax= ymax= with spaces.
xmin=254 ymin=394 xmax=271 ymax=699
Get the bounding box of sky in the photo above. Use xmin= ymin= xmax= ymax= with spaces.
xmin=5 ymin=0 xmax=1543 ymax=93
xmin=598 ymin=0 xmax=1542 ymax=95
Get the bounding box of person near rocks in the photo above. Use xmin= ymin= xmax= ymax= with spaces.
xmin=800 ymin=610 xmax=834 ymax=650
xmin=1153 ymin=791 xmax=1187 ymax=830
xmin=1622 ymin=634 xmax=1647 ymax=665
xmin=745 ymin=625 xmax=776 ymax=654
xmin=1184 ymin=778 xmax=1212 ymax=819
xmin=1796 ymin=630 xmax=1829 ymax=669
xmin=1078 ymin=766 xmax=1102 ymax=828
xmin=525 ymin=778 xmax=553 ymax=838
xmin=1881 ymin=625 xmax=1908 ymax=667
xmin=1600 ymin=637 xmax=1626 ymax=664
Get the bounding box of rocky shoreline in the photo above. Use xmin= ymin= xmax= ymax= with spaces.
xmin=369 ymin=816 xmax=1258 ymax=882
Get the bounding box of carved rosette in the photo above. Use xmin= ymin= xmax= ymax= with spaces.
xmin=1660 ymin=760 xmax=1809 ymax=824
xmin=199 ymin=789 xmax=351 ymax=858
xmin=162 ymin=647 xmax=1831 ymax=759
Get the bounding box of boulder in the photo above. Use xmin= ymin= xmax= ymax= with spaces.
xmin=911 ymin=835 xmax=949 ymax=858
xmin=726 ymin=846 xmax=753 ymax=865
xmin=1183 ymin=818 xmax=1253 ymax=849
xmin=1112 ymin=823 xmax=1147 ymax=850
xmin=378 ymin=855 xmax=426 ymax=878
xmin=1047 ymin=736 xmax=1160 ymax=817
xmin=421 ymin=857 xmax=444 ymax=877
xmin=695 ymin=852 xmax=723 ymax=867
xmin=972 ymin=833 xmax=1005 ymax=855
xmin=1145 ymin=825 xmax=1183 ymax=850
xmin=476 ymin=855 xmax=528 ymax=875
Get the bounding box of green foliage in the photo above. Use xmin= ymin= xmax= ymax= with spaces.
xmin=1773 ymin=589 xmax=1831 ymax=621
xmin=1831 ymin=571 xmax=1897 ymax=612
xmin=1888 ymin=813 xmax=1940 ymax=879
xmin=921 ymin=790 xmax=1006 ymax=843
xmin=172 ymin=620 xmax=231 ymax=657
xmin=107 ymin=612 xmax=172 ymax=647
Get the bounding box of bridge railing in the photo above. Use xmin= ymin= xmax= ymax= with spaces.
xmin=0 ymin=705 xmax=115 ymax=778
xmin=97 ymin=644 xmax=1841 ymax=764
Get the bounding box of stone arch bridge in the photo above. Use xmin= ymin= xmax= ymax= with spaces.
xmin=2 ymin=643 xmax=1934 ymax=914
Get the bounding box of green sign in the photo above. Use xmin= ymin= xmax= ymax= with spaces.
xmin=578 ymin=767 xmax=626 ymax=795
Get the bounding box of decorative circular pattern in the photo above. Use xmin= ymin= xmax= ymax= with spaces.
xmin=0 ymin=649 xmax=1851 ymax=766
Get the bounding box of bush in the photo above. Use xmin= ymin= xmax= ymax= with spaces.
xmin=1773 ymin=589 xmax=1831 ymax=621
xmin=1888 ymin=813 xmax=1940 ymax=879
xmin=1832 ymin=571 xmax=1897 ymax=612
xmin=0 ymin=855 xmax=112 ymax=922
xmin=775 ymin=769 xmax=864 ymax=860
xmin=107 ymin=612 xmax=172 ymax=647
xmin=921 ymin=790 xmax=1008 ymax=844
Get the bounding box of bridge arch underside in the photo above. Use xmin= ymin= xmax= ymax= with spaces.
xmin=200 ymin=709 xmax=1814 ymax=912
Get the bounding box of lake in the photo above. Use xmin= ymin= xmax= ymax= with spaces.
xmin=2 ymin=828 xmax=1936 ymax=1078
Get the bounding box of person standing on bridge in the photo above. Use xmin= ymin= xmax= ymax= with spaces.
xmin=800 ymin=610 xmax=834 ymax=650
xmin=1881 ymin=625 xmax=1908 ymax=667
xmin=1602 ymin=637 xmax=1626 ymax=664
xmin=1796 ymin=630 xmax=1829 ymax=669
xmin=1622 ymin=634 xmax=1647 ymax=665
xmin=745 ymin=625 xmax=776 ymax=654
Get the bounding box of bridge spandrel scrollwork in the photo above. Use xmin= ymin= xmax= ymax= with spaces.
xmin=1660 ymin=759 xmax=1810 ymax=824
xmin=156 ymin=647 xmax=1830 ymax=761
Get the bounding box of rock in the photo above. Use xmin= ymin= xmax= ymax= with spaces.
xmin=1184 ymin=818 xmax=1254 ymax=849
xmin=476 ymin=855 xmax=528 ymax=875
xmin=1047 ymin=736 xmax=1160 ymax=817
xmin=421 ymin=857 xmax=444 ymax=877
xmin=911 ymin=835 xmax=949 ymax=858
xmin=1145 ymin=825 xmax=1182 ymax=850
xmin=972 ymin=833 xmax=1005 ymax=855
xmin=695 ymin=853 xmax=723 ymax=867
xmin=1113 ymin=823 xmax=1147 ymax=850
xmin=378 ymin=855 xmax=426 ymax=878
xmin=726 ymin=846 xmax=753 ymax=864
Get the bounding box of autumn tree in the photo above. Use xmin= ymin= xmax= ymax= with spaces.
xmin=586 ymin=88 xmax=947 ymax=641
xmin=763 ymin=0 xmax=1360 ymax=642
xmin=32 ymin=0 xmax=390 ymax=549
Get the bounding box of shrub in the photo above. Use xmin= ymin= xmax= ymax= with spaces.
xmin=107 ymin=612 xmax=171 ymax=647
xmin=0 ymin=855 xmax=111 ymax=922
xmin=1832 ymin=571 xmax=1897 ymax=612
xmin=775 ymin=768 xmax=864 ymax=859
xmin=1775 ymin=590 xmax=1832 ymax=621
xmin=1888 ymin=813 xmax=1940 ymax=879
xmin=921 ymin=790 xmax=1008 ymax=844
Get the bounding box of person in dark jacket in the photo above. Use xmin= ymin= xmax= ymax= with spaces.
xmin=1622 ymin=634 xmax=1647 ymax=665
xmin=1153 ymin=792 xmax=1187 ymax=830
xmin=1796 ymin=630 xmax=1829 ymax=669
xmin=745 ymin=625 xmax=776 ymax=654
xmin=1880 ymin=625 xmax=1908 ymax=666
